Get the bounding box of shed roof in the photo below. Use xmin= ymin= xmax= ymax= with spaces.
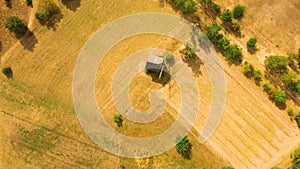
xmin=146 ymin=55 xmax=164 ymax=65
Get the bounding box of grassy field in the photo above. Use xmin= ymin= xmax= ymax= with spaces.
xmin=0 ymin=0 xmax=228 ymax=168
xmin=0 ymin=0 xmax=299 ymax=168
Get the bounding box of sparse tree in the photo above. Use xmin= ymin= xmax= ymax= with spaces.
xmin=281 ymin=71 xmax=300 ymax=93
xmin=264 ymin=55 xmax=289 ymax=74
xmin=243 ymin=61 xmax=253 ymax=77
xmin=171 ymin=0 xmax=197 ymax=14
xmin=114 ymin=114 xmax=123 ymax=127
xmin=214 ymin=4 xmax=221 ymax=13
xmin=180 ymin=43 xmax=197 ymax=59
xmin=233 ymin=4 xmax=245 ymax=18
xmin=247 ymin=37 xmax=257 ymax=50
xmin=232 ymin=22 xmax=241 ymax=34
xmin=175 ymin=136 xmax=192 ymax=158
xmin=26 ymin=0 xmax=32 ymax=6
xmin=5 ymin=16 xmax=28 ymax=36
xmin=263 ymin=81 xmax=272 ymax=92
xmin=253 ymin=70 xmax=262 ymax=80
xmin=166 ymin=53 xmax=174 ymax=64
xmin=220 ymin=9 xmax=233 ymax=23
xmin=288 ymin=108 xmax=294 ymax=117
xmin=224 ymin=44 xmax=242 ymax=62
xmin=274 ymin=91 xmax=287 ymax=105
xmin=217 ymin=35 xmax=230 ymax=51
xmin=205 ymin=23 xmax=221 ymax=42
xmin=295 ymin=113 xmax=300 ymax=128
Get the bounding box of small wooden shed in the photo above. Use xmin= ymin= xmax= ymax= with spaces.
xmin=145 ymin=55 xmax=168 ymax=73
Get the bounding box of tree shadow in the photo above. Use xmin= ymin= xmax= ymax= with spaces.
xmin=61 ymin=0 xmax=81 ymax=11
xmin=4 ymin=69 xmax=13 ymax=79
xmin=179 ymin=145 xmax=192 ymax=160
xmin=275 ymin=102 xmax=287 ymax=110
xmin=5 ymin=0 xmax=12 ymax=8
xmin=289 ymin=60 xmax=300 ymax=74
xmin=183 ymin=57 xmax=203 ymax=76
xmin=38 ymin=9 xmax=63 ymax=31
xmin=255 ymin=79 xmax=262 ymax=86
xmin=222 ymin=23 xmax=242 ymax=38
xmin=0 ymin=41 xmax=2 ymax=52
xmin=19 ymin=30 xmax=38 ymax=52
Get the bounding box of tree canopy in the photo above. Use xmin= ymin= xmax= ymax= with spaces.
xmin=205 ymin=23 xmax=221 ymax=41
xmin=264 ymin=55 xmax=289 ymax=74
xmin=233 ymin=4 xmax=245 ymax=18
xmin=224 ymin=44 xmax=243 ymax=62
xmin=5 ymin=16 xmax=27 ymax=36
xmin=171 ymin=0 xmax=198 ymax=14
xmin=220 ymin=9 xmax=233 ymax=23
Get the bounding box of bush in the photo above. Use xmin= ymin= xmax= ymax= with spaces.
xmin=233 ymin=4 xmax=245 ymax=18
xmin=288 ymin=108 xmax=294 ymax=117
xmin=289 ymin=147 xmax=300 ymax=168
xmin=243 ymin=62 xmax=253 ymax=77
xmin=5 ymin=16 xmax=27 ymax=36
xmin=205 ymin=23 xmax=221 ymax=42
xmin=26 ymin=0 xmax=32 ymax=6
xmin=1 ymin=66 xmax=12 ymax=76
xmin=35 ymin=10 xmax=50 ymax=21
xmin=232 ymin=22 xmax=241 ymax=34
xmin=215 ymin=4 xmax=221 ymax=13
xmin=180 ymin=43 xmax=197 ymax=59
xmin=224 ymin=44 xmax=242 ymax=62
xmin=35 ymin=0 xmax=60 ymax=22
xmin=220 ymin=9 xmax=233 ymax=23
xmin=217 ymin=35 xmax=230 ymax=51
xmin=166 ymin=53 xmax=174 ymax=63
xmin=114 ymin=114 xmax=123 ymax=127
xmin=263 ymin=81 xmax=272 ymax=92
xmin=175 ymin=136 xmax=192 ymax=158
xmin=222 ymin=167 xmax=235 ymax=169
xmin=171 ymin=0 xmax=198 ymax=14
xmin=264 ymin=55 xmax=289 ymax=74
xmin=247 ymin=37 xmax=257 ymax=49
xmin=281 ymin=71 xmax=300 ymax=93
xmin=274 ymin=91 xmax=287 ymax=105
xmin=253 ymin=70 xmax=262 ymax=80
xmin=296 ymin=113 xmax=300 ymax=128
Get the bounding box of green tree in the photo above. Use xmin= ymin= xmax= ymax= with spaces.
xmin=26 ymin=0 xmax=32 ymax=6
xmin=220 ymin=9 xmax=233 ymax=23
xmin=35 ymin=10 xmax=50 ymax=21
xmin=281 ymin=71 xmax=300 ymax=93
xmin=274 ymin=91 xmax=287 ymax=105
xmin=243 ymin=62 xmax=253 ymax=77
xmin=224 ymin=44 xmax=242 ymax=62
xmin=180 ymin=43 xmax=197 ymax=59
xmin=263 ymin=81 xmax=272 ymax=92
xmin=232 ymin=22 xmax=241 ymax=34
xmin=214 ymin=4 xmax=221 ymax=13
xmin=296 ymin=113 xmax=300 ymax=128
xmin=171 ymin=0 xmax=197 ymax=14
xmin=5 ymin=16 xmax=28 ymax=36
xmin=288 ymin=108 xmax=294 ymax=117
xmin=217 ymin=35 xmax=230 ymax=51
xmin=205 ymin=23 xmax=221 ymax=42
xmin=247 ymin=37 xmax=257 ymax=50
xmin=175 ymin=136 xmax=192 ymax=158
xmin=166 ymin=53 xmax=174 ymax=64
xmin=233 ymin=4 xmax=245 ymax=18
xmin=114 ymin=114 xmax=123 ymax=127
xmin=253 ymin=70 xmax=262 ymax=80
xmin=264 ymin=55 xmax=289 ymax=74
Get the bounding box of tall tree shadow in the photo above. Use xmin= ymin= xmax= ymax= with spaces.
xmin=5 ymin=0 xmax=12 ymax=8
xmin=0 ymin=41 xmax=2 ymax=52
xmin=38 ymin=9 xmax=63 ymax=31
xmin=19 ymin=30 xmax=38 ymax=52
xmin=61 ymin=0 xmax=81 ymax=11
xmin=183 ymin=57 xmax=204 ymax=77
